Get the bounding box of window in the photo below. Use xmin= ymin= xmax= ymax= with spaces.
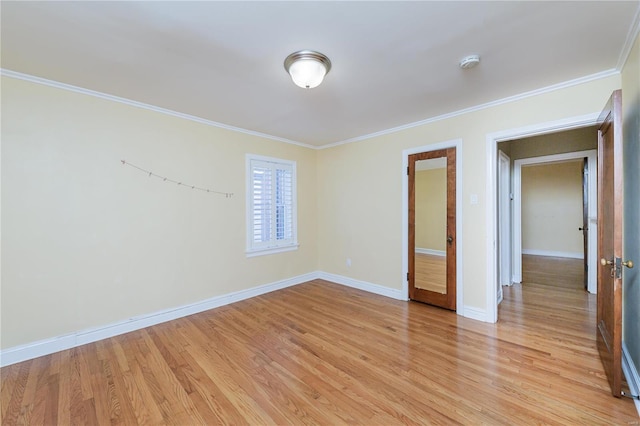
xmin=246 ymin=155 xmax=298 ymax=256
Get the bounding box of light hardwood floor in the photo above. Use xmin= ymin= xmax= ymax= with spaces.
xmin=2 ymin=256 xmax=638 ymax=424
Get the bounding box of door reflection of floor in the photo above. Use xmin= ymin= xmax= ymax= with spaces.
xmin=415 ymin=253 xmax=446 ymax=294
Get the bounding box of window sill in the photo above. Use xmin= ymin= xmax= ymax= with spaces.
xmin=246 ymin=244 xmax=299 ymax=258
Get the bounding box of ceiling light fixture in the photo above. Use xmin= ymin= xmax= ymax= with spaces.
xmin=284 ymin=50 xmax=332 ymax=89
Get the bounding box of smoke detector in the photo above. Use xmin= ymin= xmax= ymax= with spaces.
xmin=459 ymin=55 xmax=480 ymax=69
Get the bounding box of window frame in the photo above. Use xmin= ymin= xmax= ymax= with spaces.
xmin=245 ymin=154 xmax=298 ymax=257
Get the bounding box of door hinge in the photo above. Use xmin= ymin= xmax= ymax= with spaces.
xmin=407 ymin=272 xmax=410 ymax=281
xmin=407 ymin=166 xmax=410 ymax=175
xmin=622 ymin=390 xmax=640 ymax=400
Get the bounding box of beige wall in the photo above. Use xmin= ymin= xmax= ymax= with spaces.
xmin=1 ymin=76 xmax=318 ymax=349
xmin=521 ymin=161 xmax=584 ymax=256
xmin=0 ymin=62 xmax=626 ymax=352
xmin=317 ymin=74 xmax=620 ymax=310
xmin=415 ymin=168 xmax=446 ymax=251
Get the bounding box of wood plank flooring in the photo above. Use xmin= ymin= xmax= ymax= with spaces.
xmin=2 ymin=256 xmax=638 ymax=424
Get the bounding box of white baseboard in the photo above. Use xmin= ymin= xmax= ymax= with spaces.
xmin=622 ymin=342 xmax=640 ymax=415
xmin=317 ymin=272 xmax=406 ymax=300
xmin=2 ymin=271 xmax=496 ymax=367
xmin=0 ymin=272 xmax=320 ymax=367
xmin=522 ymin=249 xmax=584 ymax=259
xmin=320 ymin=273 xmax=498 ymax=325
xmin=415 ymin=248 xmax=446 ymax=257
xmin=623 ymin=342 xmax=640 ymax=396
xmin=462 ymin=306 xmax=488 ymax=322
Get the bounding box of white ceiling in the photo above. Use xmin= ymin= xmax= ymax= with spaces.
xmin=2 ymin=1 xmax=639 ymax=147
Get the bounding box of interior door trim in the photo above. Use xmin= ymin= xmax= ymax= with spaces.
xmin=402 ymin=139 xmax=463 ymax=315
xmin=485 ymin=112 xmax=600 ymax=323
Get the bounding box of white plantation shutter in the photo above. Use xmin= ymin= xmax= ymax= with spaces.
xmin=247 ymin=155 xmax=297 ymax=255
xmin=252 ymin=165 xmax=272 ymax=244
xmin=275 ymin=168 xmax=293 ymax=241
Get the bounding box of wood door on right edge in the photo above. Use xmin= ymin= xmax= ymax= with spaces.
xmin=597 ymin=89 xmax=625 ymax=397
xmin=408 ymin=148 xmax=456 ymax=310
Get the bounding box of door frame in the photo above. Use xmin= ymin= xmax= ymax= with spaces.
xmin=512 ymin=150 xmax=598 ymax=293
xmin=402 ymin=139 xmax=463 ymax=314
xmin=485 ymin=113 xmax=600 ymax=322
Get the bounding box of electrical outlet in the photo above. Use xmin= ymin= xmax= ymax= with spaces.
xmin=346 ymin=258 xmax=352 ymax=268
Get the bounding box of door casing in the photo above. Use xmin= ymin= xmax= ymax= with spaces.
xmin=486 ymin=112 xmax=600 ymax=323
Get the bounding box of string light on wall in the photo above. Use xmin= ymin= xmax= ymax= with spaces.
xmin=121 ymin=160 xmax=233 ymax=198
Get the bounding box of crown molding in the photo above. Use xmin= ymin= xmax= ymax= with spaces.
xmin=0 ymin=68 xmax=315 ymax=150
xmin=2 ymin=67 xmax=620 ymax=151
xmin=319 ymin=68 xmax=619 ymax=150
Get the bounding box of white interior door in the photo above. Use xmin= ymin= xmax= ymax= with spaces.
xmin=498 ymin=151 xmax=512 ymax=300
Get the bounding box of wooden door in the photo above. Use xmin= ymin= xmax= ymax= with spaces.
xmin=581 ymin=158 xmax=589 ymax=290
xmin=597 ymin=89 xmax=625 ymax=397
xmin=408 ymin=148 xmax=456 ymax=310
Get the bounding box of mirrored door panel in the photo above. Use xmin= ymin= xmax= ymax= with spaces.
xmin=414 ymin=158 xmax=447 ymax=294
xmin=408 ymin=147 xmax=456 ymax=310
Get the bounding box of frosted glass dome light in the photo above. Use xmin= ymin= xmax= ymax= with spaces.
xmin=284 ymin=50 xmax=332 ymax=89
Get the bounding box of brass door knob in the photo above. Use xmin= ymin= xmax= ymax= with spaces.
xmin=600 ymin=258 xmax=633 ymax=268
